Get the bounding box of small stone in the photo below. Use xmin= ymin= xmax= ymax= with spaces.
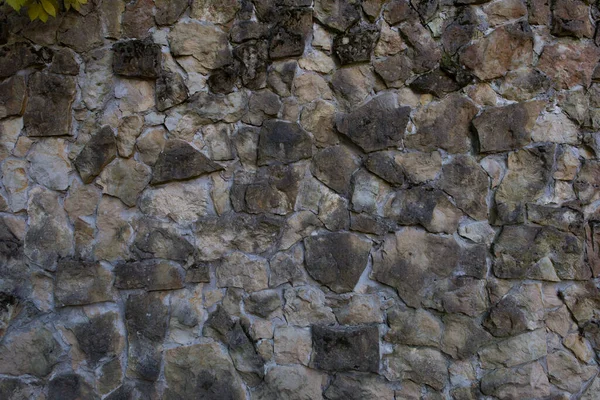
xmin=399 ymin=21 xmax=441 ymax=73
xmin=112 ymin=40 xmax=161 ymax=78
xmin=406 ymin=93 xmax=478 ymax=154
xmin=331 ymin=65 xmax=375 ymax=109
xmin=479 ymin=329 xmax=547 ymax=368
xmin=474 ymin=101 xmax=544 ymax=153
xmin=243 ymin=90 xmax=281 ymax=126
xmin=337 ymin=94 xmax=410 ymax=153
xmin=191 ymin=0 xmax=239 ymax=24
xmin=575 ymin=160 xmax=600 ymax=204
xmin=441 ymin=314 xmax=493 ymax=359
xmin=375 ymin=21 xmax=404 ymax=57
xmin=116 ymin=115 xmax=143 ymax=157
xmin=460 ymin=21 xmax=533 ymax=80
xmin=114 ymin=78 xmax=156 ymax=113
xmin=121 ymin=0 xmax=154 ymax=38
xmin=274 ymin=326 xmax=312 ymax=366
xmin=217 ymin=251 xmax=269 ymax=292
xmin=267 ymin=60 xmax=297 ymax=97
xmin=373 ymin=53 xmax=413 ymax=87
xmin=151 ymin=139 xmax=222 ymax=185
xmin=458 ymin=221 xmax=496 ymax=244
xmin=442 ymin=277 xmax=489 ymax=316
xmin=0 ymin=42 xmax=47 ymax=79
xmin=115 ymin=259 xmax=185 ymax=291
xmin=133 ymin=218 xmax=195 ymax=262
xmin=547 ymin=350 xmax=597 ymax=393
xmin=481 ymin=362 xmax=550 ymax=399
xmin=257 ymin=120 xmax=312 ymax=166
xmin=333 ymin=23 xmax=380 ymax=65
xmin=300 ymin=100 xmax=338 ymax=148
xmin=245 ymin=290 xmax=281 ymax=318
xmin=98 ymin=158 xmax=151 ymax=207
xmin=26 ymin=139 xmax=71 ymax=191
xmin=283 ymin=286 xmax=336 ymax=327
xmin=269 ymin=8 xmax=313 ymax=59
xmin=538 ymin=40 xmax=600 ymax=89
xmin=0 ymin=75 xmax=25 ymax=119
xmin=230 ymin=20 xmax=268 ymax=43
xmin=483 ymin=0 xmax=527 ymax=27
xmin=531 ymin=112 xmax=579 ymax=144
xmin=299 ymin=49 xmax=335 ymax=74
xmin=365 ymin=151 xmax=405 ymax=186
xmin=304 ymin=232 xmax=371 ymax=294
xmin=55 ymin=259 xmax=113 ymax=306
xmin=498 ymin=68 xmax=550 ymax=101
xmin=234 ymin=40 xmax=269 ymax=90
xmin=551 ymin=0 xmax=593 ymax=39
xmin=438 ymin=155 xmax=489 ymax=220
xmin=312 ymin=325 xmax=379 ymax=373
xmin=386 ymin=307 xmax=442 ymax=347
xmin=71 ymin=311 xmax=124 ymax=368
xmin=74 ymin=126 xmax=118 ymax=184
xmin=58 ymin=12 xmax=102 ymax=52
xmin=169 ymin=22 xmax=231 ymax=72
xmin=395 ymin=151 xmax=441 ymax=184
xmin=94 ymin=196 xmax=133 ymax=261
xmin=48 ymin=374 xmax=96 ymax=400
xmin=410 ymin=68 xmax=461 ymax=97
xmin=384 ymin=0 xmax=418 ymax=25
xmin=293 ymin=72 xmax=333 ymax=103
xmin=311 ymin=146 xmax=360 ymax=196
xmin=253 ymin=365 xmax=326 ymax=400
xmin=136 ymin=127 xmax=166 ymax=165
xmin=24 ymin=72 xmax=76 ymax=137
xmin=314 ymin=0 xmax=360 ymax=32
xmin=156 ymin=71 xmax=188 ymax=111
xmin=155 ymin=0 xmax=188 ymax=25
xmin=386 ymin=346 xmax=448 ymax=390
xmin=269 ymin=244 xmax=306 ymax=287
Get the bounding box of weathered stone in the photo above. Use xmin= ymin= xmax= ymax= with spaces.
xmin=125 ymin=292 xmax=169 ymax=381
xmin=537 ymin=40 xmax=600 ymax=89
xmin=274 ymin=325 xmax=312 ymax=365
xmin=0 ymin=42 xmax=48 ymax=79
xmin=208 ymin=63 xmax=239 ymax=94
xmin=116 ymin=115 xmax=144 ymax=157
xmin=373 ymin=52 xmax=413 ymax=87
xmin=483 ymin=0 xmax=527 ymax=26
xmin=24 ymin=72 xmax=76 ymax=137
xmin=115 ymin=259 xmax=185 ymax=291
xmin=410 ymin=68 xmax=461 ymax=97
xmin=300 ymin=100 xmax=338 ymax=148
xmin=386 ymin=307 xmax=442 ymax=347
xmin=560 ymin=282 xmax=600 ymax=325
xmin=484 ymin=282 xmax=544 ymax=336
xmin=114 ymin=78 xmax=155 ymax=113
xmin=574 ymin=160 xmax=600 ymax=204
xmin=325 ymin=372 xmax=395 ymax=400
xmin=0 ymin=320 xmax=61 ymax=377
xmin=234 ymin=40 xmax=268 ymax=90
xmin=72 ymin=311 xmax=124 ymax=368
xmin=365 ymin=151 xmax=405 ymax=186
xmin=293 ymin=72 xmax=333 ymax=104
xmin=269 ymin=244 xmax=306 ymax=287
xmin=442 ymin=7 xmax=478 ymax=55
xmin=58 ymin=12 xmax=103 ymax=52
xmin=227 ymin=321 xmax=265 ymax=385
xmin=0 ymin=75 xmax=25 ymax=119
xmin=299 ymin=49 xmax=335 ymax=74
xmin=474 ymin=101 xmax=544 ymax=153
xmin=217 ymin=251 xmax=269 ymax=292
xmin=256 ymin=120 xmax=312 ymax=166
xmin=26 ymin=139 xmax=70 ymax=191
xmin=253 ymin=365 xmax=326 ymax=400
xmin=112 ymin=40 xmax=161 ymax=78
xmin=386 ymin=346 xmax=448 ymax=390
xmin=333 ymin=23 xmax=379 ymax=65
xmin=394 ymin=151 xmax=441 ymax=184
xmin=24 ymin=187 xmax=72 ymax=270
xmin=74 ymin=126 xmax=117 ymax=184
xmin=243 ymin=90 xmax=281 ymax=126
xmin=47 ymin=373 xmax=97 ymax=400
xmin=552 ymin=0 xmax=593 ymax=39
xmin=169 ymin=22 xmax=231 ymax=72
xmin=269 ymin=8 xmax=313 ymax=59
xmin=0 ymin=377 xmax=43 ymax=400
xmin=312 ymin=325 xmax=379 ymax=373
xmin=438 ymin=155 xmax=488 ymax=220
xmin=121 ymin=0 xmax=154 ymax=38
xmin=336 ymin=94 xmax=410 ymax=153
xmin=498 ymin=68 xmax=551 ymax=101
xmin=399 ymin=21 xmax=441 ymax=73
xmin=140 ymin=179 xmax=214 ymax=223
xmin=460 ymin=22 xmax=533 ymax=80
xmin=547 ymin=350 xmax=597 ymax=393
xmin=155 ymin=0 xmax=188 ymax=24
xmin=314 ymin=0 xmax=360 ymax=32
xmin=245 ymin=290 xmax=281 ymax=318
xmin=479 ymin=329 xmax=547 ymax=368
xmin=151 ymin=139 xmax=222 ymax=185
xmin=406 ymin=94 xmax=478 ymax=154
xmin=442 ymin=277 xmax=488 ymax=316
xmin=304 ymin=232 xmax=371 ymax=294
xmin=156 ymin=71 xmax=188 ymax=111
xmin=94 ymin=196 xmax=133 ymax=261
xmin=480 ymin=362 xmax=550 ymax=399
xmin=311 ymin=146 xmax=360 ymax=196
xmin=133 ymin=218 xmax=195 ymax=262
xmin=55 ymin=259 xmax=113 ymax=306
xmin=98 ymin=158 xmax=151 ymax=207
xmin=441 ymin=314 xmax=492 ymax=359
xmin=283 ymin=286 xmax=336 ymax=326
xmin=267 ymin=60 xmax=297 ymax=97
xmin=191 ymin=0 xmax=239 ymax=24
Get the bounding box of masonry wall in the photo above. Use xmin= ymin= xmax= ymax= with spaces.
xmin=0 ymin=0 xmax=600 ymax=398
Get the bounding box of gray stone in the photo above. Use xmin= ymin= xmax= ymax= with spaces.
xmin=314 ymin=0 xmax=360 ymax=32
xmin=0 ymin=42 xmax=48 ymax=79
xmin=114 ymin=260 xmax=185 ymax=291
xmin=364 ymin=151 xmax=404 ymax=186
xmin=0 ymin=75 xmax=25 ymax=119
xmin=133 ymin=218 xmax=195 ymax=262
xmin=438 ymin=155 xmax=489 ymax=220
xmin=336 ymin=94 xmax=410 ymax=153
xmin=311 ymin=146 xmax=361 ymax=196
xmin=252 ymin=365 xmax=326 ymax=400
xmin=257 ymin=120 xmax=312 ymax=166
xmin=324 ymin=372 xmax=395 ymax=400
xmin=98 ymin=158 xmax=152 ymax=207
xmin=156 ymin=71 xmax=188 ymax=111
xmin=72 ymin=311 xmax=124 ymax=368
xmin=480 ymin=362 xmax=550 ymax=399
xmin=74 ymin=126 xmax=117 ymax=184
xmin=151 ymin=139 xmax=223 ymax=184
xmin=169 ymin=22 xmax=232 ymax=72
xmin=155 ymin=0 xmax=188 ymax=25
xmin=386 ymin=346 xmax=448 ymax=390
xmin=24 ymin=72 xmax=76 ymax=137
xmin=333 ymin=23 xmax=380 ymax=65
xmin=304 ymin=232 xmax=371 ymax=294
xmin=551 ymin=0 xmax=593 ymax=39
xmin=245 ymin=290 xmax=281 ymax=318
xmin=112 ymin=40 xmax=161 ymax=78
xmin=55 ymin=259 xmax=113 ymax=306
xmin=269 ymin=8 xmax=313 ymax=59
xmin=312 ymin=325 xmax=380 ymax=373
xmin=234 ymin=40 xmax=269 ymax=90
xmin=48 ymin=373 xmax=97 ymax=400
xmin=227 ymin=321 xmax=265 ymax=385
xmin=386 ymin=307 xmax=442 ymax=347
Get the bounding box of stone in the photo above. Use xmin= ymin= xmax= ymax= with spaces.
xmin=269 ymin=244 xmax=306 ymax=287
xmin=133 ymin=218 xmax=195 ymax=262
xmin=528 ymin=0 xmax=550 ymax=25
xmin=333 ymin=23 xmax=379 ymax=65
xmin=267 ymin=60 xmax=297 ymax=97
xmin=24 ymin=187 xmax=72 ymax=270
xmin=24 ymin=72 xmax=76 ymax=137
xmin=547 ymin=350 xmax=597 ymax=393
xmin=116 ymin=115 xmax=144 ymax=157
xmin=0 ymin=117 xmax=22 ymax=162
xmin=216 ymin=251 xmax=269 ymax=292
xmin=82 ymin=48 xmax=114 ymax=110
xmin=0 ymin=42 xmax=48 ymax=79
xmin=115 ymin=259 xmax=185 ymax=291
xmin=312 ymin=325 xmax=379 ymax=373
xmin=438 ymin=155 xmax=488 ymax=220
xmin=386 ymin=346 xmax=448 ymax=390
xmin=300 ymin=100 xmax=338 ymax=148
xmin=0 ymin=321 xmax=61 ymax=377
xmin=293 ymin=73 xmax=333 ymax=103
xmin=375 ymin=21 xmax=404 ymax=57
xmin=328 ymin=375 xmax=393 ymax=400
xmin=74 ymin=126 xmax=118 ymax=184
xmin=26 ymin=139 xmax=70 ymax=191
xmin=410 ymin=68 xmax=461 ymax=97
xmin=311 ymin=146 xmax=360 ymax=196
xmin=480 ymin=362 xmax=550 ymax=399
xmin=71 ymin=311 xmax=124 ymax=368
xmin=336 ymin=94 xmax=410 ymax=153
xmin=551 ymin=0 xmax=593 ymax=39
xmin=531 ymin=112 xmax=579 ymax=144
xmin=257 ymin=120 xmax=312 ymax=166
xmin=399 ymin=21 xmax=441 ymax=73
xmin=274 ymin=326 xmax=312 ymax=365
xmin=459 ymin=22 xmax=533 ymax=80
xmin=299 ymin=50 xmax=335 ymax=74
xmin=125 ymin=292 xmax=169 ymax=381
xmin=208 ymin=64 xmax=239 ymax=94
xmin=442 ymin=277 xmax=489 ymax=316
xmin=537 ymin=40 xmax=600 ymax=89
xmin=47 ymin=373 xmax=96 ymax=400
xmin=386 ymin=307 xmax=442 ymax=347
xmin=406 ymin=94 xmax=478 ymax=154
xmin=334 ymin=294 xmax=383 ymax=325
xmin=498 ymin=68 xmax=550 ymax=101
xmin=234 ymin=40 xmax=269 ymax=90
xmin=474 ymin=101 xmax=544 ymax=153
xmin=373 ymin=53 xmax=413 ymax=87
xmin=365 ymin=151 xmax=405 ymax=186
xmin=151 ymin=139 xmax=222 ymax=185
xmin=0 ymin=378 xmax=43 ymax=400
xmin=94 ymin=196 xmax=133 ymax=261
xmin=574 ymin=160 xmax=600 ymax=204
xmin=283 ymin=286 xmax=336 ymax=327
xmin=243 ymin=90 xmax=281 ymax=126
xmin=314 ymin=0 xmax=360 ymax=32
xmin=98 ymin=158 xmax=151 ymax=207
xmin=227 ymin=321 xmax=265 ymax=385
xmin=483 ymin=0 xmax=527 ymax=26
xmin=0 ymin=75 xmax=25 ymax=119
xmin=372 ymin=228 xmax=466 ymax=308
xmin=176 ymin=91 xmax=248 ymax=126
xmin=253 ymin=365 xmax=326 ymax=400
xmin=384 ymin=0 xmax=418 ymax=25
xmin=121 ymin=0 xmax=154 ymax=38
xmin=169 ymin=22 xmax=231 ymax=72
xmin=459 ymin=221 xmax=496 ymax=244
xmin=156 ymin=71 xmax=188 ymax=111
xmin=112 ymin=40 xmax=161 ymax=78
xmin=493 ymin=145 xmax=554 ymax=224
xmin=441 ymin=314 xmax=492 ymax=359
xmin=191 ymin=0 xmax=239 ymax=24
xmin=479 ymin=329 xmax=547 ymax=368
xmin=331 ymin=65 xmax=375 ymax=109
xmin=54 ymin=259 xmax=113 ymax=307
xmin=269 ymin=8 xmax=313 ymax=59
xmin=155 ymin=0 xmax=188 ymax=25
xmin=394 ymin=151 xmax=441 ymax=184
xmin=304 ymin=232 xmax=371 ymax=294
xmin=58 ymin=12 xmax=103 ymax=52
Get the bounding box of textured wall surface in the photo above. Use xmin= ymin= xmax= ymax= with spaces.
xmin=1 ymin=0 xmax=600 ymax=399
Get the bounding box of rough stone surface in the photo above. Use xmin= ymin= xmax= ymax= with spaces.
xmin=0 ymin=2 xmax=598 ymax=398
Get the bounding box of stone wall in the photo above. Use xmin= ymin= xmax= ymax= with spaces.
xmin=0 ymin=0 xmax=600 ymax=398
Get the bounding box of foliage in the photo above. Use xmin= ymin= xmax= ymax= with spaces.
xmin=1 ymin=0 xmax=88 ymax=22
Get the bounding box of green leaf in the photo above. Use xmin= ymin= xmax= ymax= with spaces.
xmin=27 ymin=2 xmax=40 ymax=20
xmin=40 ymin=0 xmax=55 ymax=17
